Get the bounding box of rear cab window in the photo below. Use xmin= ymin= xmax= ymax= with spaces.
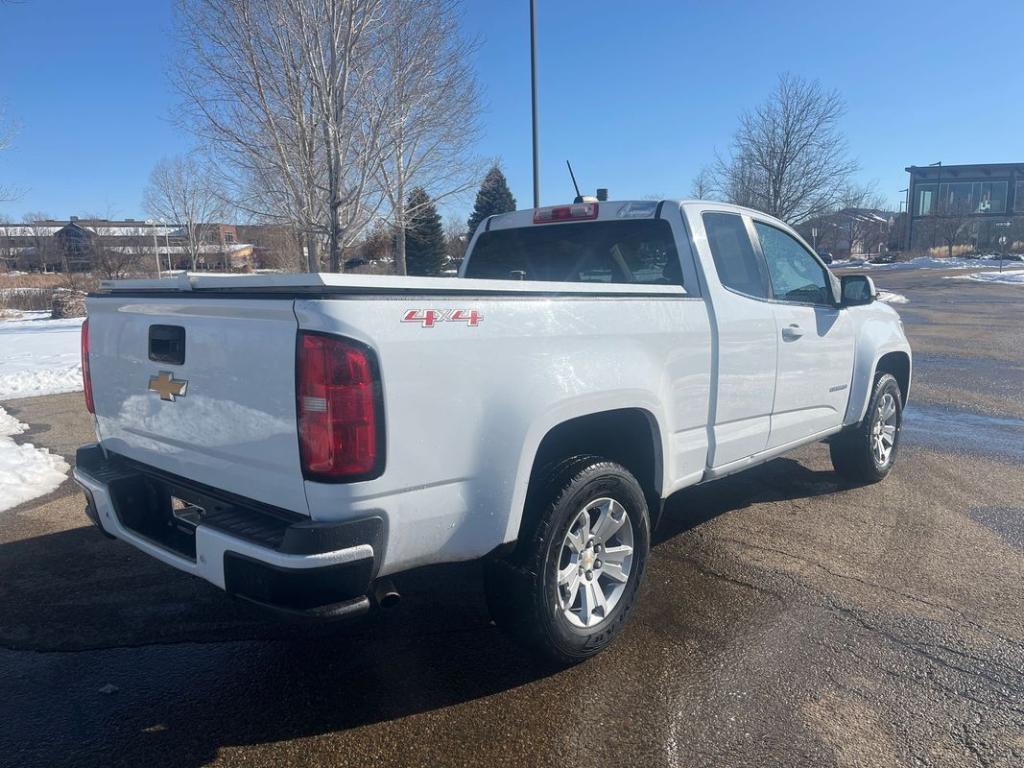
xmin=464 ymin=219 xmax=684 ymax=286
xmin=701 ymin=212 xmax=769 ymax=298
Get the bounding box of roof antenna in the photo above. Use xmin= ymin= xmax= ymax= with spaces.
xmin=566 ymin=160 xmax=583 ymax=203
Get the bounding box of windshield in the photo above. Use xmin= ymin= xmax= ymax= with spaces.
xmin=465 ymin=219 xmax=682 ymax=286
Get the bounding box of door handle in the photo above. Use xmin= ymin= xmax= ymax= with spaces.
xmin=782 ymin=324 xmax=804 ymax=340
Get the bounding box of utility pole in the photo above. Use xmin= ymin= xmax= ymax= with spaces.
xmin=162 ymin=220 xmax=171 ymax=271
xmin=146 ymin=220 xmax=162 ymax=278
xmin=897 ymin=188 xmax=908 ymax=251
xmin=529 ymin=0 xmax=540 ymax=208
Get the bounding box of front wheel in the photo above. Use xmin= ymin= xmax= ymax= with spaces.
xmin=830 ymin=372 xmax=903 ymax=483
xmin=484 ymin=456 xmax=651 ymax=665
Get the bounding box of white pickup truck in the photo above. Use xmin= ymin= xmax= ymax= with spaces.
xmin=74 ymin=199 xmax=910 ymax=662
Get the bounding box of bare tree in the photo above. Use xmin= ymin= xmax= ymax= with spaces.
xmin=176 ymin=0 xmax=387 ymax=272
xmin=689 ymin=166 xmax=714 ymax=199
xmin=0 ymin=105 xmax=20 ymax=203
xmin=838 ymin=183 xmax=890 ymax=256
xmin=931 ymin=196 xmax=976 ymax=259
xmin=711 ymin=74 xmax=858 ymax=225
xmin=237 ymin=224 xmax=305 ymax=271
xmin=21 ymin=213 xmax=60 ymax=272
xmin=444 ymin=215 xmax=467 ymax=264
xmin=143 ymin=155 xmax=226 ymax=271
xmin=0 ymin=219 xmax=16 ymax=271
xmin=366 ymin=0 xmax=480 ymax=275
xmin=85 ymin=225 xmax=145 ymax=280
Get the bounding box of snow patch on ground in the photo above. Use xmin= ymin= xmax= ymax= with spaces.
xmin=950 ymin=269 xmax=1024 ymax=285
xmin=0 ymin=311 xmax=82 ymax=510
xmin=877 ymin=290 xmax=909 ymax=304
xmin=0 ymin=311 xmax=85 ymax=400
xmin=0 ymin=406 xmax=70 ymax=512
xmin=836 ymin=256 xmax=1022 ymax=271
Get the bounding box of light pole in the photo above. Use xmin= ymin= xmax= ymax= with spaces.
xmin=146 ymin=219 xmax=161 ymax=278
xmin=160 ymin=219 xmax=171 ymax=271
xmin=529 ymin=0 xmax=540 ymax=208
xmin=897 ymin=188 xmax=908 ymax=251
xmin=929 ymin=161 xmax=942 ymax=251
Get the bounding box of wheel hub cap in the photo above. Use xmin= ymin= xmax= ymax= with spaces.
xmin=556 ymin=497 xmax=634 ymax=628
xmin=872 ymin=392 xmax=899 ymax=467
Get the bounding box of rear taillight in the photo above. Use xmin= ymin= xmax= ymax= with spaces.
xmin=81 ymin=318 xmax=95 ymax=414
xmin=296 ymin=332 xmax=383 ymax=480
xmin=533 ymin=202 xmax=598 ymax=224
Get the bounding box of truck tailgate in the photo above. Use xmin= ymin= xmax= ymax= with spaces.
xmin=86 ymin=296 xmax=309 ymax=515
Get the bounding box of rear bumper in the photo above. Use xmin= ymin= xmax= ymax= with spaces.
xmin=73 ymin=444 xmax=383 ymax=619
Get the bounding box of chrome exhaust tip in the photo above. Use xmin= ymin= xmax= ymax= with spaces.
xmin=373 ymin=579 xmax=401 ymax=609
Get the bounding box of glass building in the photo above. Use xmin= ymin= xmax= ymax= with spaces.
xmin=905 ymin=163 xmax=1024 ymax=252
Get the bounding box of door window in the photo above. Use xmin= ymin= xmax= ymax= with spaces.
xmin=701 ymin=212 xmax=768 ymax=298
xmin=753 ymin=222 xmax=831 ymax=305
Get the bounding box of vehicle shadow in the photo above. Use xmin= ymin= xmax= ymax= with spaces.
xmin=1 ymin=456 xmax=848 ymax=768
xmin=654 ymin=456 xmax=846 ymax=545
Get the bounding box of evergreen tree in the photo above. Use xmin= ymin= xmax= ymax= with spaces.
xmin=405 ymin=187 xmax=446 ymax=276
xmin=466 ymin=164 xmax=517 ymax=236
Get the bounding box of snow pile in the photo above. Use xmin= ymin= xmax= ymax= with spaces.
xmin=0 ymin=312 xmax=85 ymax=400
xmin=0 ymin=311 xmax=83 ymax=510
xmin=858 ymin=256 xmax=1021 ymax=271
xmin=952 ymin=269 xmax=1024 ymax=286
xmin=877 ymin=290 xmax=909 ymax=304
xmin=0 ymin=406 xmax=70 ymax=512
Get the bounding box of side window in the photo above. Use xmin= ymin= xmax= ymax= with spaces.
xmin=701 ymin=212 xmax=768 ymax=298
xmin=753 ymin=222 xmax=831 ymax=305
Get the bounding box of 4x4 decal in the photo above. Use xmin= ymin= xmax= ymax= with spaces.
xmin=402 ymin=309 xmax=483 ymax=328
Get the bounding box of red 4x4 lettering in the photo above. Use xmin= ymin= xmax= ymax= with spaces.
xmin=448 ymin=309 xmax=483 ymax=326
xmin=402 ymin=309 xmax=483 ymax=328
xmin=402 ymin=309 xmax=446 ymax=327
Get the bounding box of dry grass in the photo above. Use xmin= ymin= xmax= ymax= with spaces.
xmin=0 ymin=272 xmax=67 ymax=290
xmin=0 ymin=272 xmax=101 ymax=313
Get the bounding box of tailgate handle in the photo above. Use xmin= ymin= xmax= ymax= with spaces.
xmin=149 ymin=325 xmax=186 ymax=365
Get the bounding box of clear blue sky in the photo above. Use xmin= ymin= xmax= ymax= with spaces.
xmin=2 ymin=0 xmax=1022 ymax=223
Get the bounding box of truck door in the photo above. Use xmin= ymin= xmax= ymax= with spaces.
xmin=697 ymin=211 xmax=778 ymax=467
xmin=749 ymin=220 xmax=855 ymax=449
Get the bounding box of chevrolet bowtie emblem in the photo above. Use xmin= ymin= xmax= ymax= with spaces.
xmin=148 ymin=371 xmax=188 ymax=402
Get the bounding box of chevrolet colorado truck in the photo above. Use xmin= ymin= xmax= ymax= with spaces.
xmin=74 ymin=199 xmax=911 ymax=663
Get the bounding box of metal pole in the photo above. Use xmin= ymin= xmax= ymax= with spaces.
xmin=149 ymin=221 xmax=161 ymax=278
xmin=529 ymin=0 xmax=540 ymax=208
xmin=163 ymin=225 xmax=171 ymax=271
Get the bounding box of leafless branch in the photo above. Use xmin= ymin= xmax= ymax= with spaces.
xmin=711 ymin=74 xmax=859 ymax=225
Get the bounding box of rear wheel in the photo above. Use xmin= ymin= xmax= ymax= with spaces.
xmin=484 ymin=456 xmax=651 ymax=664
xmin=830 ymin=372 xmax=903 ymax=483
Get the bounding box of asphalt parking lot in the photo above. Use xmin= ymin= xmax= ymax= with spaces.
xmin=1 ymin=267 xmax=1021 ymax=768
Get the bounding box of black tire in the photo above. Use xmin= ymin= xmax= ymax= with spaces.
xmin=830 ymin=372 xmax=903 ymax=484
xmin=484 ymin=455 xmax=651 ymax=665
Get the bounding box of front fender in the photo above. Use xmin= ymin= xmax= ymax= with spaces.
xmin=843 ymin=307 xmax=912 ymax=426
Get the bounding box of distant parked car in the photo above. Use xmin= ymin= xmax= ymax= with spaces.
xmin=343 ymin=257 xmax=369 ymax=270
xmin=817 ymin=251 xmax=833 ymax=264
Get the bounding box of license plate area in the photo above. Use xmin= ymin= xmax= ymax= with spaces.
xmin=109 ymin=475 xmax=200 ymax=561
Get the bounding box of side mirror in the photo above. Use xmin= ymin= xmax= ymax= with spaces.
xmin=840 ymin=274 xmax=877 ymax=307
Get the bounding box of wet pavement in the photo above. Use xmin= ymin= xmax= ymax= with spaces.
xmin=1 ymin=267 xmax=1022 ymax=768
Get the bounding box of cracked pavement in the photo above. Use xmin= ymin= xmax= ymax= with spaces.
xmin=0 ymin=267 xmax=1021 ymax=767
